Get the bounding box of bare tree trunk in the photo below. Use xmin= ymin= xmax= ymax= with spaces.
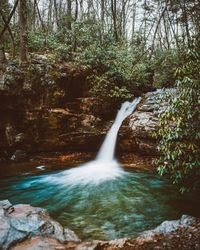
xmin=67 ymin=0 xmax=72 ymax=30
xmin=34 ymin=0 xmax=45 ymax=31
xmin=0 ymin=0 xmax=19 ymax=39
xmin=0 ymin=8 xmax=16 ymax=58
xmin=100 ymin=0 xmax=105 ymax=44
xmin=54 ymin=0 xmax=60 ymax=29
xmin=163 ymin=14 xmax=170 ymax=49
xmin=131 ymin=0 xmax=137 ymax=43
xmin=182 ymin=0 xmax=191 ymax=46
xmin=167 ymin=11 xmax=179 ymax=48
xmin=150 ymin=3 xmax=168 ymax=58
xmin=121 ymin=0 xmax=127 ymax=39
xmin=75 ymin=0 xmax=78 ymax=21
xmin=111 ymin=0 xmax=118 ymax=42
xmin=0 ymin=47 xmax=6 ymax=63
xmin=19 ymin=0 xmax=28 ymax=62
xmin=79 ymin=0 xmax=83 ymax=20
xmin=48 ymin=0 xmax=53 ymax=29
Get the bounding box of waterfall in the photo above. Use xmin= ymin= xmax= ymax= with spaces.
xmin=96 ymin=97 xmax=141 ymax=162
xmin=45 ymin=97 xmax=141 ymax=185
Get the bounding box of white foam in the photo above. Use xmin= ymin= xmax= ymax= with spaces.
xmin=46 ymin=160 xmax=126 ymax=186
xmin=45 ymin=97 xmax=141 ymax=186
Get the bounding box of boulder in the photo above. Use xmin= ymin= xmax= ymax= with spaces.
xmin=141 ymin=215 xmax=197 ymax=238
xmin=119 ymin=89 xmax=176 ymax=155
xmin=0 ymin=200 xmax=79 ymax=250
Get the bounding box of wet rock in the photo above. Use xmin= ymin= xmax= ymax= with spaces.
xmin=10 ymin=150 xmax=27 ymax=162
xmin=10 ymin=237 xmax=66 ymax=250
xmin=120 ymin=89 xmax=176 ymax=155
xmin=95 ymin=215 xmax=200 ymax=250
xmin=11 ymin=237 xmax=99 ymax=250
xmin=5 ymin=124 xmax=16 ymax=147
xmin=14 ymin=133 xmax=27 ymax=145
xmin=79 ymin=97 xmax=119 ymax=119
xmin=141 ymin=215 xmax=197 ymax=238
xmin=0 ymin=200 xmax=79 ymax=250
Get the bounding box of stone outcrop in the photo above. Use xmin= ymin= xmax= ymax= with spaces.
xmin=0 ymin=200 xmax=199 ymax=250
xmin=0 ymin=200 xmax=79 ymax=250
xmin=119 ymin=89 xmax=176 ymax=155
xmin=0 ymin=59 xmax=176 ymax=160
xmin=95 ymin=215 xmax=200 ymax=250
xmin=0 ymin=62 xmax=103 ymax=160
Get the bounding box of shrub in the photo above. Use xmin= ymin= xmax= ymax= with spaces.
xmin=154 ymin=46 xmax=200 ymax=193
xmin=152 ymin=49 xmax=183 ymax=88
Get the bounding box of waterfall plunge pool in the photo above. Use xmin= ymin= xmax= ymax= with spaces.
xmin=1 ymin=99 xmax=199 ymax=240
xmin=0 ymin=163 xmax=199 ymax=241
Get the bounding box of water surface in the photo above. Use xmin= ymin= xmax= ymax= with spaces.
xmin=0 ymin=164 xmax=199 ymax=241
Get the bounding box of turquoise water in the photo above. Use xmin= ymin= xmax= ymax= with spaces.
xmin=0 ymin=166 xmax=199 ymax=240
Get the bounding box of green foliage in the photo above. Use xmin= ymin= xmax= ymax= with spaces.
xmin=89 ymin=74 xmax=132 ymax=100
xmin=154 ymin=47 xmax=200 ymax=192
xmin=152 ymin=49 xmax=182 ymax=88
xmin=28 ymin=32 xmax=71 ymax=61
xmin=78 ymin=41 xmax=153 ymax=101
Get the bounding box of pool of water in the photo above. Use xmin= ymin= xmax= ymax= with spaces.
xmin=0 ymin=164 xmax=199 ymax=241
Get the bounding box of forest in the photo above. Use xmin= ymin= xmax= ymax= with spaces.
xmin=0 ymin=1 xmax=200 ymax=249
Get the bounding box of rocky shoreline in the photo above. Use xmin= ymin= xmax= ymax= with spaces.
xmin=0 ymin=200 xmax=199 ymax=250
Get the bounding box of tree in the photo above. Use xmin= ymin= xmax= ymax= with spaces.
xmin=19 ymin=0 xmax=28 ymax=62
xmin=67 ymin=0 xmax=72 ymax=30
xmin=0 ymin=0 xmax=19 ymax=61
xmin=111 ymin=0 xmax=118 ymax=42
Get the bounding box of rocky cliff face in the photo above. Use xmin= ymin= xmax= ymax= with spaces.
xmin=0 ymin=61 xmax=174 ymax=161
xmin=0 ymin=61 xmax=103 ymax=161
xmin=119 ymin=89 xmax=175 ymax=155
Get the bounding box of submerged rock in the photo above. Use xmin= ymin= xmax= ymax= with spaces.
xmin=0 ymin=200 xmax=79 ymax=250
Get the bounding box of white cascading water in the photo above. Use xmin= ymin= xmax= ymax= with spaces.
xmin=46 ymin=97 xmax=141 ymax=186
xmin=96 ymin=97 xmax=142 ymax=162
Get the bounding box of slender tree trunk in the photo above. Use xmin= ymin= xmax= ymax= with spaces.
xmin=0 ymin=47 xmax=6 ymax=63
xmin=35 ymin=0 xmax=45 ymax=31
xmin=0 ymin=0 xmax=19 ymax=39
xmin=100 ymin=0 xmax=105 ymax=44
xmin=163 ymin=14 xmax=170 ymax=49
xmin=150 ymin=3 xmax=168 ymax=58
xmin=182 ymin=0 xmax=191 ymax=46
xmin=121 ymin=0 xmax=127 ymax=39
xmin=0 ymin=8 xmax=16 ymax=57
xmin=111 ymin=0 xmax=118 ymax=42
xmin=19 ymin=0 xmax=28 ymax=62
xmin=54 ymin=0 xmax=60 ymax=29
xmin=75 ymin=0 xmax=78 ymax=21
xmin=131 ymin=0 xmax=137 ymax=43
xmin=79 ymin=0 xmax=83 ymax=20
xmin=67 ymin=0 xmax=72 ymax=30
